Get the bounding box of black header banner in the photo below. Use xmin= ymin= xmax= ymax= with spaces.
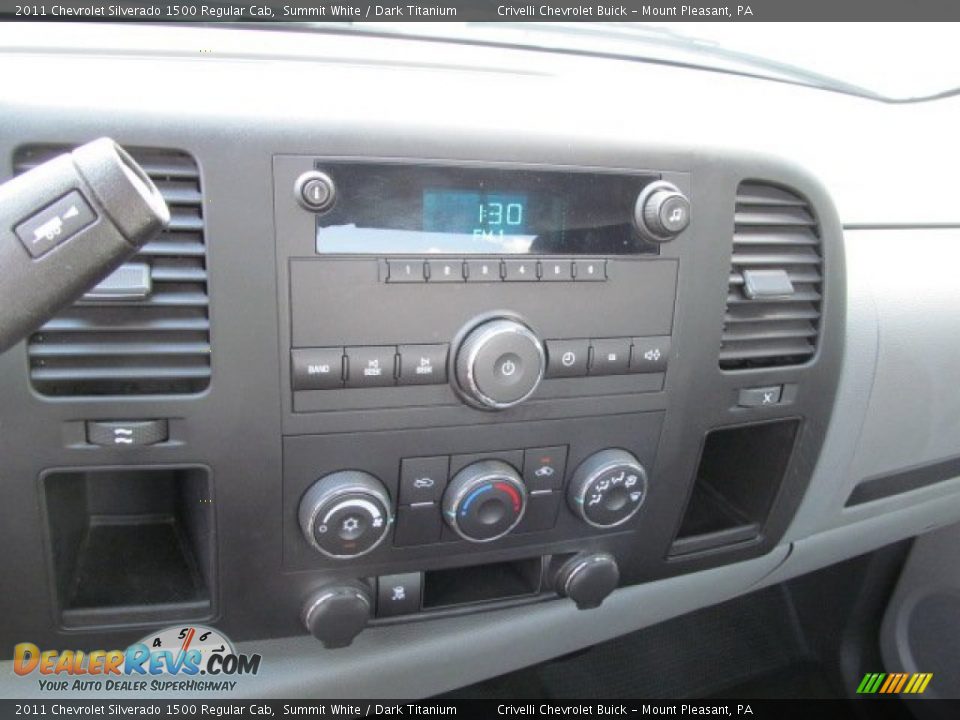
xmin=2 ymin=0 xmax=960 ymax=21
xmin=0 ymin=699 xmax=948 ymax=720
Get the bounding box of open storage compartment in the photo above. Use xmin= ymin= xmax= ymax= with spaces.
xmin=670 ymin=419 xmax=800 ymax=556
xmin=422 ymin=558 xmax=543 ymax=609
xmin=42 ymin=466 xmax=214 ymax=628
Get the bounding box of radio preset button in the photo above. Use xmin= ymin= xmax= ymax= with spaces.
xmin=589 ymin=338 xmax=631 ymax=375
xmin=574 ymin=259 xmax=606 ymax=281
xmin=465 ymin=259 xmax=501 ymax=282
xmin=541 ymin=259 xmax=574 ymax=281
xmin=503 ymin=259 xmax=538 ymax=281
xmin=386 ymin=259 xmax=426 ymax=283
xmin=398 ymin=344 xmax=448 ymax=386
xmin=345 ymin=346 xmax=396 ymax=388
xmin=630 ymin=336 xmax=671 ymax=373
xmin=292 ymin=348 xmax=344 ymax=390
xmin=545 ymin=339 xmax=589 ymax=378
xmin=426 ymin=259 xmax=464 ymax=282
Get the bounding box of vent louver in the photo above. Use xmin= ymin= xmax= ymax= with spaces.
xmin=14 ymin=146 xmax=211 ymax=396
xmin=720 ymin=181 xmax=822 ymax=370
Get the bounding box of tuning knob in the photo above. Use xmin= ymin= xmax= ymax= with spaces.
xmin=567 ymin=449 xmax=649 ymax=528
xmin=298 ymin=470 xmax=393 ymax=559
xmin=302 ymin=582 xmax=372 ymax=648
xmin=554 ymin=553 xmax=620 ymax=610
xmin=442 ymin=460 xmax=527 ymax=542
xmin=635 ymin=181 xmax=691 ymax=242
xmin=454 ymin=318 xmax=545 ymax=410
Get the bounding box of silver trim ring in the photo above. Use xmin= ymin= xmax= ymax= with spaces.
xmin=561 ymin=553 xmax=618 ymax=597
xmin=295 ymin=170 xmax=337 ymax=213
xmin=302 ymin=587 xmax=371 ymax=630
xmin=634 ymin=180 xmax=687 ymax=242
xmin=573 ymin=460 xmax=649 ymax=529
xmin=444 ymin=464 xmax=528 ymax=543
xmin=300 ymin=474 xmax=393 ymax=559
xmin=458 ymin=320 xmax=546 ymax=410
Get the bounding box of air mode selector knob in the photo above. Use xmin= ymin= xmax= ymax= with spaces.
xmin=443 ymin=460 xmax=528 ymax=542
xmin=455 ymin=318 xmax=546 ymax=410
xmin=567 ymin=449 xmax=649 ymax=528
xmin=298 ymin=470 xmax=393 ymax=559
xmin=635 ymin=181 xmax=691 ymax=242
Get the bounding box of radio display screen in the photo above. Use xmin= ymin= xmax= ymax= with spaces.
xmin=314 ymin=162 xmax=660 ymax=256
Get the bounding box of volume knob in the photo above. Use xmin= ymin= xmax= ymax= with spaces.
xmin=454 ymin=318 xmax=545 ymax=410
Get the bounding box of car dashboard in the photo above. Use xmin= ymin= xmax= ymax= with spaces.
xmin=2 ymin=22 xmax=960 ymax=699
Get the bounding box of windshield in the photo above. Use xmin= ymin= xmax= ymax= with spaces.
xmin=305 ymin=21 xmax=960 ymax=102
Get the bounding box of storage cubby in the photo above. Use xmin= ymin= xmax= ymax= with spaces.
xmin=42 ymin=466 xmax=214 ymax=628
xmin=670 ymin=419 xmax=800 ymax=557
xmin=423 ymin=558 xmax=543 ymax=609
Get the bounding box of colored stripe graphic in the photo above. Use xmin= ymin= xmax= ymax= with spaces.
xmin=857 ymin=672 xmax=933 ymax=694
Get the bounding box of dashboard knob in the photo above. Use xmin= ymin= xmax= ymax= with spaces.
xmin=567 ymin=449 xmax=649 ymax=528
xmin=302 ymin=582 xmax=372 ymax=649
xmin=454 ymin=318 xmax=545 ymax=410
xmin=298 ymin=470 xmax=393 ymax=559
xmin=635 ymin=181 xmax=691 ymax=242
xmin=443 ymin=460 xmax=527 ymax=542
xmin=554 ymin=553 xmax=620 ymax=610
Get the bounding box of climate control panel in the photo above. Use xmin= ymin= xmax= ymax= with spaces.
xmin=293 ymin=438 xmax=653 ymax=562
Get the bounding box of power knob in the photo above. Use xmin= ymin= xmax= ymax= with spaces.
xmin=567 ymin=449 xmax=649 ymax=528
xmin=442 ymin=460 xmax=527 ymax=542
xmin=634 ymin=181 xmax=691 ymax=242
xmin=298 ymin=470 xmax=393 ymax=559
xmin=454 ymin=318 xmax=545 ymax=410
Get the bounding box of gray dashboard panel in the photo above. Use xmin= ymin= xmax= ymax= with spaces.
xmin=786 ymin=229 xmax=960 ymax=543
xmin=0 ymin=546 xmax=789 ymax=699
xmin=1 ymin=23 xmax=960 ymax=699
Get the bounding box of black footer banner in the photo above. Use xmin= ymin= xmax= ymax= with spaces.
xmin=2 ymin=699 xmax=959 ymax=720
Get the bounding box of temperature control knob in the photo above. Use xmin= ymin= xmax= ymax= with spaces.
xmin=567 ymin=449 xmax=649 ymax=528
xmin=443 ymin=460 xmax=527 ymax=542
xmin=455 ymin=318 xmax=546 ymax=410
xmin=635 ymin=181 xmax=691 ymax=242
xmin=298 ymin=470 xmax=393 ymax=559
xmin=553 ymin=553 xmax=620 ymax=610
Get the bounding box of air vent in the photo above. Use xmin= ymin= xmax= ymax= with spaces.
xmin=14 ymin=146 xmax=211 ymax=396
xmin=720 ymin=181 xmax=822 ymax=370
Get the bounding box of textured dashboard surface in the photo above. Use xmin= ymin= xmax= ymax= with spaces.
xmin=2 ymin=22 xmax=960 ymax=699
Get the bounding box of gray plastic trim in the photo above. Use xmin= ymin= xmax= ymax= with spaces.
xmin=0 ymin=546 xmax=788 ymax=699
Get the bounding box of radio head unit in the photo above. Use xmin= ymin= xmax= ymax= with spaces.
xmin=309 ymin=162 xmax=670 ymax=256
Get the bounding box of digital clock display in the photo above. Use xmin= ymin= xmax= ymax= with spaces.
xmin=422 ymin=190 xmax=537 ymax=254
